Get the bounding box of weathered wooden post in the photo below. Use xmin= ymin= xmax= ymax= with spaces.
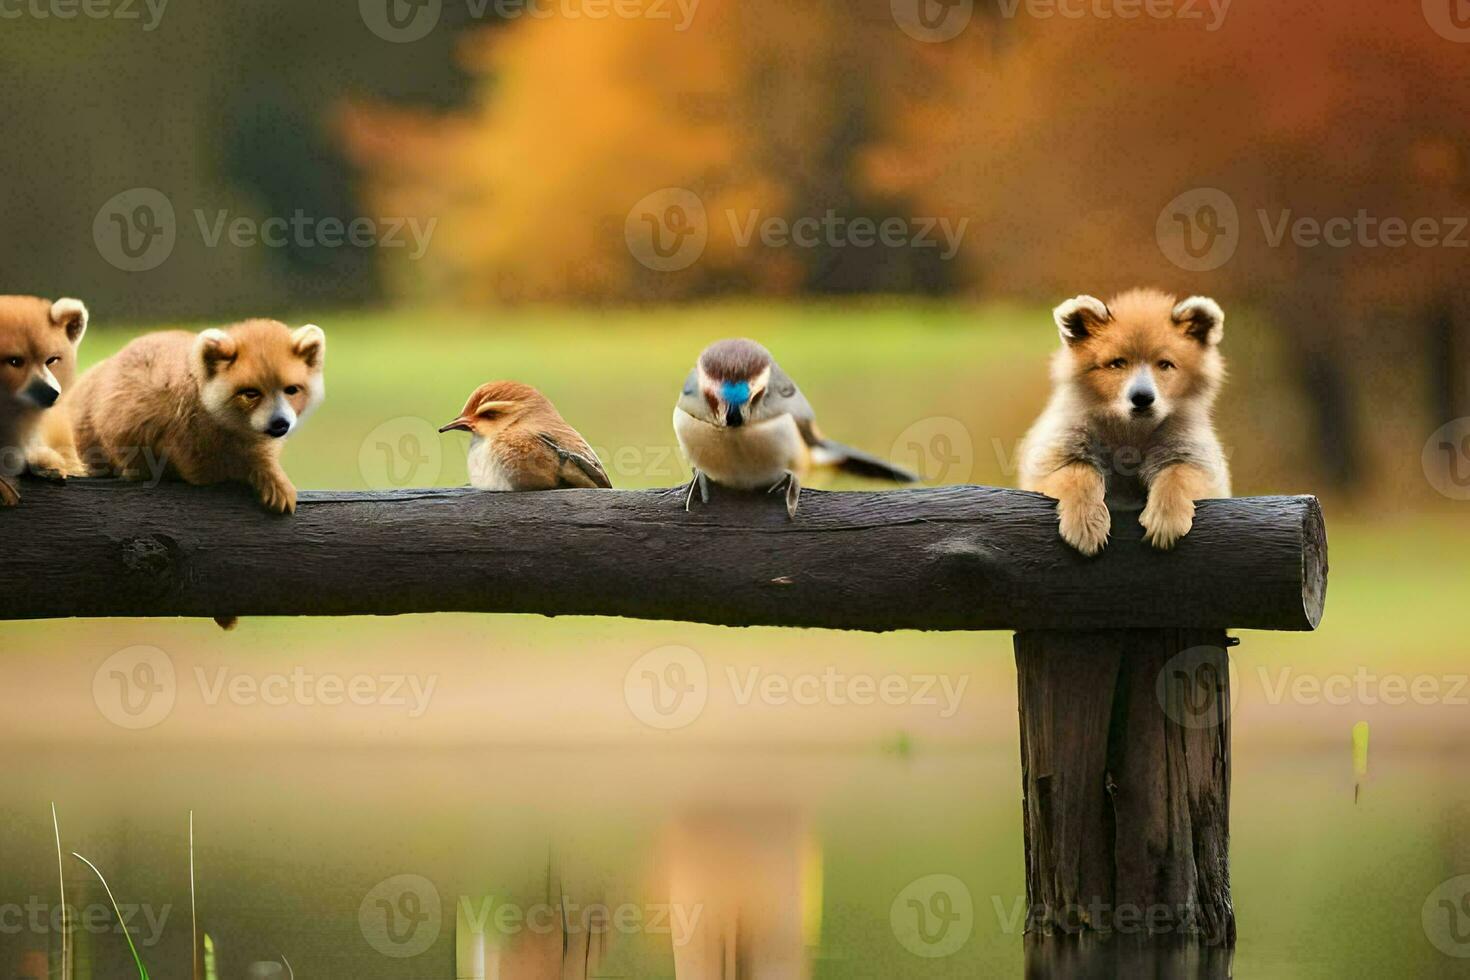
xmin=1014 ymin=498 xmax=1324 ymax=958
xmin=0 ymin=479 xmax=1326 ymax=964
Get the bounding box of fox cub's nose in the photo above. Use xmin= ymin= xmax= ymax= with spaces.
xmin=24 ymin=378 xmax=60 ymax=408
xmin=265 ymin=416 xmax=292 ymax=438
xmin=1130 ymin=390 xmax=1155 ymax=410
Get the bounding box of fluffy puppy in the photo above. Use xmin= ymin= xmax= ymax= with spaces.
xmin=1019 ymin=289 xmax=1230 ymax=555
xmin=68 ymin=319 xmax=325 ymax=513
xmin=0 ymin=296 xmax=89 ymax=506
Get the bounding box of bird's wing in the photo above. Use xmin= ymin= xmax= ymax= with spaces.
xmin=536 ymin=431 xmax=613 ymax=489
xmin=763 ymin=362 xmax=823 ymax=447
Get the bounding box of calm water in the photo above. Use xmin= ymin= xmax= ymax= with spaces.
xmin=0 ymin=741 xmax=1464 ymax=979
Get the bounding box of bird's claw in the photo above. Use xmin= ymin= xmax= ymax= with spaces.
xmin=769 ymin=471 xmax=800 ymax=519
xmin=684 ymin=470 xmax=710 ymax=512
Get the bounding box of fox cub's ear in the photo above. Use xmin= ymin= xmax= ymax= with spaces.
xmin=291 ymin=324 xmax=325 ymax=370
xmin=193 ymin=328 xmax=238 ymax=378
xmin=50 ymin=298 xmax=89 ymax=345
xmin=1053 ymin=295 xmax=1111 ymax=345
xmin=1172 ymin=296 xmax=1224 ymax=346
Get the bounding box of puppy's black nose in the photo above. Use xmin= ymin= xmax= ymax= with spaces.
xmin=266 ymin=417 xmax=291 ymax=438
xmin=25 ymin=380 xmax=59 ymax=408
xmin=1130 ymin=391 xmax=1155 ymax=409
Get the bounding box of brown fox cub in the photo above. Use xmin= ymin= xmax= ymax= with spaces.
xmin=68 ymin=318 xmax=325 ymax=513
xmin=0 ymin=296 xmax=89 ymax=506
xmin=1019 ymin=289 xmax=1230 ymax=555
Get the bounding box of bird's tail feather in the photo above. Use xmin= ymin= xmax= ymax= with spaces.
xmin=814 ymin=441 xmax=920 ymax=484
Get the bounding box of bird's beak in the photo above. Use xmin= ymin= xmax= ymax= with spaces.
xmin=439 ymin=417 xmax=473 ymax=433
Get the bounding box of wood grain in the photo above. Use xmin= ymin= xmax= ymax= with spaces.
xmin=0 ymin=479 xmax=1325 ymax=629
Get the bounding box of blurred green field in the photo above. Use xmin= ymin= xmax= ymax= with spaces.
xmin=4 ymin=303 xmax=1466 ymax=978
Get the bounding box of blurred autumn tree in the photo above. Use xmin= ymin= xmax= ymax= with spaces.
xmin=339 ymin=0 xmax=953 ymax=303
xmin=866 ymin=4 xmax=1470 ymax=489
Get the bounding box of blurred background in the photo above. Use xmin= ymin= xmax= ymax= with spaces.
xmin=2 ymin=0 xmax=1468 ymax=977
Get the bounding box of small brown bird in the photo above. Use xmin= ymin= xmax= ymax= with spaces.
xmin=440 ymin=381 xmax=612 ymax=490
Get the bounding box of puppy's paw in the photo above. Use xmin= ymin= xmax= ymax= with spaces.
xmin=1057 ymin=495 xmax=1110 ymax=556
xmin=255 ymin=473 xmax=297 ymax=514
xmin=0 ymin=475 xmax=19 ymax=508
xmin=1140 ymin=494 xmax=1194 ymax=550
xmin=26 ymin=447 xmax=70 ymax=482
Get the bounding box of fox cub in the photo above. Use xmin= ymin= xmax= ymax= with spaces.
xmin=68 ymin=319 xmax=325 ymax=513
xmin=0 ymin=296 xmax=89 ymax=506
xmin=1019 ymin=289 xmax=1230 ymax=555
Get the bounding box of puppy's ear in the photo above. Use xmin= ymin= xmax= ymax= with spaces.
xmin=1052 ymin=295 xmax=1111 ymax=345
xmin=50 ymin=298 xmax=89 ymax=345
xmin=1172 ymin=296 xmax=1225 ymax=346
xmin=193 ymin=328 xmax=237 ymax=378
xmin=291 ymin=324 xmax=325 ymax=370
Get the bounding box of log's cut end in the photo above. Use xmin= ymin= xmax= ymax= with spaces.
xmin=0 ymin=479 xmax=1327 ymax=632
xmin=1300 ymin=495 xmax=1329 ymax=631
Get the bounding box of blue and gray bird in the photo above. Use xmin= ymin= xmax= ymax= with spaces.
xmin=673 ymin=338 xmax=919 ymax=517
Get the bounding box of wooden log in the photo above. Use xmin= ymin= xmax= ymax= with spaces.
xmin=0 ymin=479 xmax=1325 ymax=630
xmin=1016 ymin=630 xmax=1235 ymax=947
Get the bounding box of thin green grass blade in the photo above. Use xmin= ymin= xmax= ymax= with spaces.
xmin=70 ymin=852 xmax=150 ymax=980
